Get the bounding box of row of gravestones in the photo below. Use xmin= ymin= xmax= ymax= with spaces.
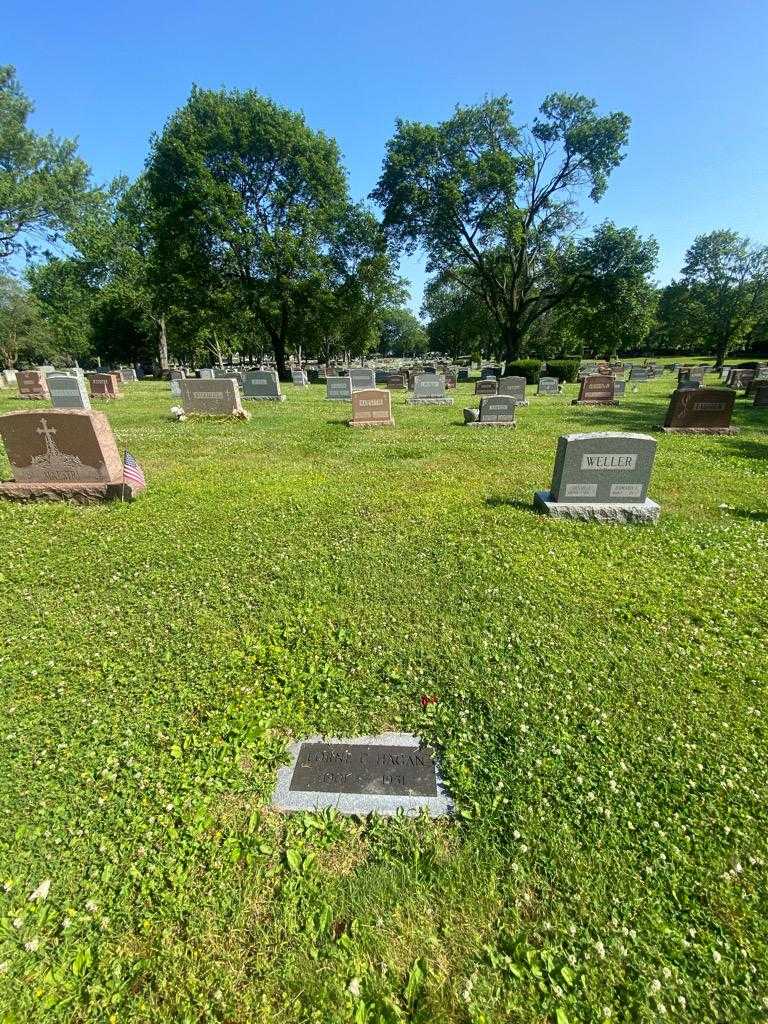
xmin=10 ymin=369 xmax=136 ymax=408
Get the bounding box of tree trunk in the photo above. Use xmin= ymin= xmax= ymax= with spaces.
xmin=273 ymin=332 xmax=289 ymax=381
xmin=158 ymin=314 xmax=169 ymax=371
xmin=502 ymin=321 xmax=524 ymax=368
xmin=714 ymin=335 xmax=729 ymax=370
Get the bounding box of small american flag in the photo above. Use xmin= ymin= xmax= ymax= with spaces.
xmin=122 ymin=451 xmax=146 ymax=490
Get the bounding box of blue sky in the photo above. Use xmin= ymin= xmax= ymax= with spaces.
xmin=6 ymin=0 xmax=768 ymax=310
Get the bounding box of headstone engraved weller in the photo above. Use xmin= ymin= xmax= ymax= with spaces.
xmin=349 ymin=388 xmax=394 ymax=427
xmin=662 ymin=388 xmax=738 ymax=434
xmin=271 ymin=733 xmax=452 ymax=817
xmin=534 ymin=432 xmax=660 ymax=524
xmin=243 ymin=370 xmax=285 ymax=401
xmin=0 ymin=410 xmax=144 ymax=503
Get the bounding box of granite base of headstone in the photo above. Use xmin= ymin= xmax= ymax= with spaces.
xmin=271 ymin=732 xmax=452 ymax=818
xmin=0 ymin=410 xmax=144 ymax=503
xmin=534 ymin=431 xmax=660 ymax=524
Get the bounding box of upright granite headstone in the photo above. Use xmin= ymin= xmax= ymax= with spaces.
xmin=408 ymin=373 xmax=453 ymax=405
xmin=243 ymin=370 xmax=285 ymax=401
xmin=120 ymin=368 xmax=138 ymax=382
xmin=90 ymin=373 xmax=122 ymax=400
xmin=727 ymin=369 xmax=755 ymax=391
xmin=498 ymin=376 xmax=529 ymax=406
xmin=465 ymin=394 xmax=517 ymax=428
xmin=0 ymin=410 xmax=144 ymax=503
xmin=198 ymin=368 xmax=215 ymax=379
xmin=179 ymin=378 xmax=245 ymax=417
xmin=46 ymin=372 xmax=90 ymax=410
xmin=474 ymin=378 xmax=498 ymax=396
xmin=537 ymin=376 xmax=560 ymax=396
xmin=292 ymin=369 xmax=308 ymax=387
xmin=629 ymin=367 xmax=649 ymax=383
xmin=677 ymin=379 xmax=700 ymax=392
xmin=326 ymin=376 xmax=353 ymax=401
xmin=387 ymin=373 xmax=406 ymax=390
xmin=613 ymin=379 xmax=626 ymax=399
xmin=481 ymin=365 xmax=502 ymax=380
xmin=753 ymin=383 xmax=768 ymax=408
xmin=16 ymin=370 xmax=49 ymax=400
xmin=662 ymin=387 xmax=737 ymax=434
xmin=349 ymin=368 xmax=376 ymax=390
xmin=349 ymin=388 xmax=394 ymax=427
xmin=534 ymin=432 xmax=660 ymax=524
xmin=457 ymin=368 xmax=470 ymax=383
xmin=573 ymin=375 xmax=617 ymax=405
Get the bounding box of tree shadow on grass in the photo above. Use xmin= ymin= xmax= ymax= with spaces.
xmin=562 ymin=401 xmax=666 ymax=434
xmin=709 ymin=437 xmax=768 ymax=462
xmin=484 ymin=496 xmax=537 ymax=514
xmin=721 ymin=507 xmax=768 ymax=524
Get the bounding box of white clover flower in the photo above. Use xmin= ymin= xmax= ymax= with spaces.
xmin=713 ymin=950 xmax=722 ymax=963
xmin=649 ymin=979 xmax=661 ymax=994
xmin=12 ymin=918 xmax=22 ymax=929
xmin=24 ymin=938 xmax=39 ymax=952
xmin=0 ymin=962 xmax=8 ymax=974
xmin=28 ymin=880 xmax=51 ymax=902
xmin=85 ymin=899 xmax=98 ymax=913
xmin=595 ymin=940 xmax=606 ymax=959
xmin=347 ymin=977 xmax=362 ymax=998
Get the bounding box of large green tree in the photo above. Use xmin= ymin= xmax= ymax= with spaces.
xmin=567 ymin=222 xmax=659 ymax=358
xmin=0 ymin=65 xmax=94 ymax=267
xmin=146 ymin=87 xmax=398 ymax=378
xmin=422 ymin=272 xmax=498 ymax=359
xmin=372 ymin=94 xmax=630 ymax=364
xmin=378 ymin=307 xmax=428 ymax=357
xmin=673 ymin=230 xmax=768 ymax=367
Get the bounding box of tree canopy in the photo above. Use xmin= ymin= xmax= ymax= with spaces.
xmin=372 ymin=93 xmax=631 ymax=363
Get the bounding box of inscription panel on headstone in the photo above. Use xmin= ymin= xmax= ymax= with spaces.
xmin=290 ymin=742 xmax=437 ymax=797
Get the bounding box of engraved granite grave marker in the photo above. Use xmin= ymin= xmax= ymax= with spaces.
xmin=243 ymin=369 xmax=285 ymax=401
xmin=349 ymin=387 xmax=394 ymax=427
xmin=326 ymin=376 xmax=353 ymax=401
xmin=465 ymin=394 xmax=517 ymax=427
xmin=573 ymin=375 xmax=617 ymax=405
xmin=271 ymin=732 xmax=452 ymax=817
xmin=16 ymin=370 xmax=49 ymax=400
xmin=534 ymin=431 xmax=660 ymax=523
xmin=46 ymin=372 xmax=90 ymax=410
xmin=408 ymin=373 xmax=453 ymax=405
xmin=662 ymin=387 xmax=737 ymax=433
xmin=180 ymin=378 xmax=245 ymax=416
xmin=498 ymin=376 xmax=529 ymax=406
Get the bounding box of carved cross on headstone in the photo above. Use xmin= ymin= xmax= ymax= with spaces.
xmin=36 ymin=418 xmax=58 ymax=454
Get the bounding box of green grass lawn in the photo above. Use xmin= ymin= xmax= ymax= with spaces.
xmin=0 ymin=369 xmax=766 ymax=1023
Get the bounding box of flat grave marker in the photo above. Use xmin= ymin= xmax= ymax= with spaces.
xmin=271 ymin=732 xmax=452 ymax=817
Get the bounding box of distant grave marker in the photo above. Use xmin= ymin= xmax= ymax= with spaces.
xmin=46 ymin=372 xmax=90 ymax=410
xmin=474 ymin=378 xmax=498 ymax=396
xmin=465 ymin=394 xmax=517 ymax=427
xmin=662 ymin=387 xmax=737 ymax=434
xmin=572 ymin=375 xmax=617 ymax=405
xmin=326 ymin=376 xmax=353 ymax=401
xmin=349 ymin=368 xmax=376 ymax=390
xmin=16 ymin=370 xmax=49 ymax=400
xmin=349 ymin=388 xmax=394 ymax=427
xmin=537 ymin=376 xmax=560 ymax=396
xmin=243 ymin=370 xmax=285 ymax=401
xmin=498 ymin=376 xmax=529 ymax=406
xmin=90 ymin=373 xmax=122 ymax=400
xmin=179 ymin=378 xmax=246 ymax=417
xmin=408 ymin=373 xmax=452 ymax=405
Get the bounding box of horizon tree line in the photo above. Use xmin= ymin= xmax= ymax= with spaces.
xmin=2 ymin=65 xmax=767 ymax=374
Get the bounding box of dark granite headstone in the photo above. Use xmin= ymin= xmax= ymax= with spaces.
xmin=662 ymin=387 xmax=737 ymax=433
xmin=573 ymin=375 xmax=616 ymax=405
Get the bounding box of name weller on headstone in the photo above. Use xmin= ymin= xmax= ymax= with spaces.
xmin=534 ymin=431 xmax=660 ymax=524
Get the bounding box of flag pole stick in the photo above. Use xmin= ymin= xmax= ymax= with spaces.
xmin=121 ymin=449 xmax=126 ymax=503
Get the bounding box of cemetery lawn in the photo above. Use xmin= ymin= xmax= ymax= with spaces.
xmin=1 ymin=371 xmax=767 ymax=1024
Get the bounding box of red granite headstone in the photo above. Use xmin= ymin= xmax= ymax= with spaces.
xmin=662 ymin=387 xmax=737 ymax=433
